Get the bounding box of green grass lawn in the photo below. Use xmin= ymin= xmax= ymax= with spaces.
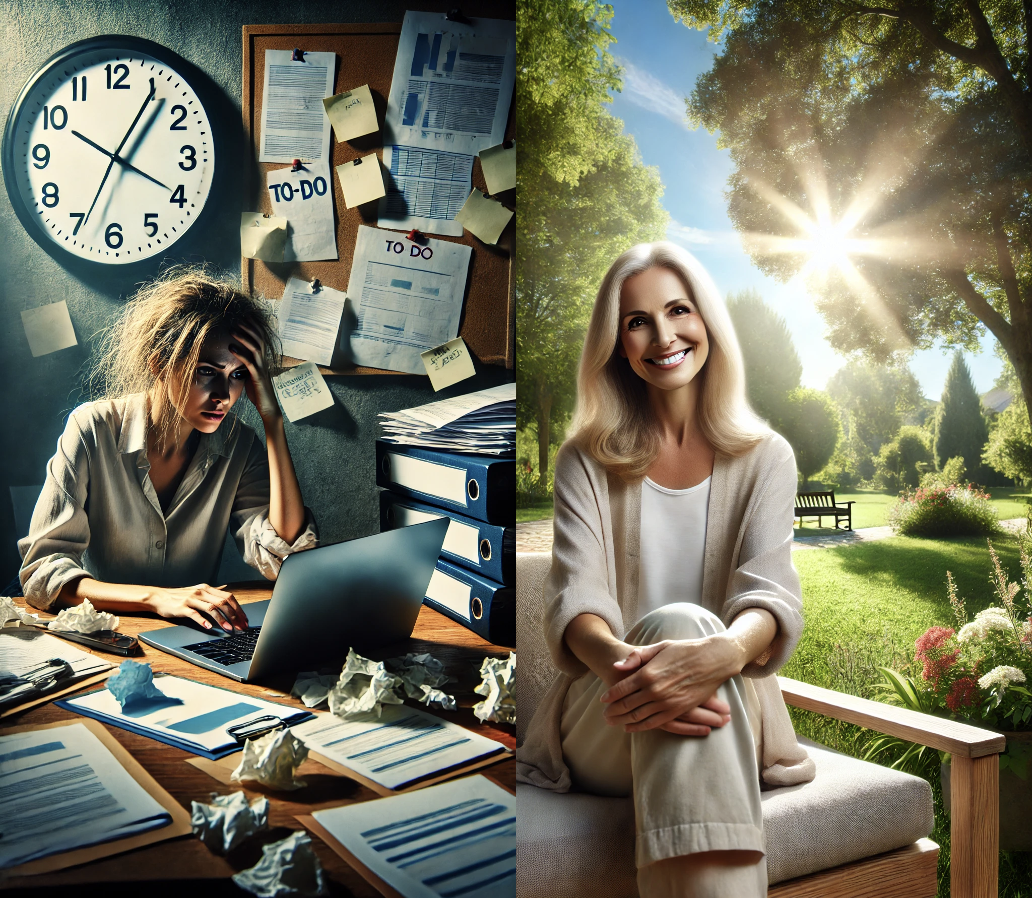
xmin=517 ymin=502 xmax=554 ymax=523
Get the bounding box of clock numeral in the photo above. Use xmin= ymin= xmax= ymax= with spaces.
xmin=105 ymin=222 xmax=123 ymax=248
xmin=170 ymin=105 xmax=188 ymax=131
xmin=105 ymin=63 xmax=129 ymax=90
xmin=144 ymin=213 xmax=159 ymax=237
xmin=178 ymin=145 xmax=196 ymax=171
xmin=31 ymin=144 xmax=50 ymax=169
xmin=71 ymin=76 xmax=87 ymax=102
xmin=69 ymin=213 xmax=84 ymax=235
xmin=170 ymin=185 xmax=187 ymax=208
xmin=43 ymin=105 xmax=67 ymax=130
xmin=41 ymin=182 xmax=59 ymax=208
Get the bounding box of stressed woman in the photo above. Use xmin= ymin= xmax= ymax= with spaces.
xmin=517 ymin=243 xmax=815 ymax=898
xmin=19 ymin=270 xmax=318 ymax=631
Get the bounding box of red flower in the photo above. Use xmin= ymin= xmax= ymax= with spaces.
xmin=946 ymin=677 xmax=980 ymax=712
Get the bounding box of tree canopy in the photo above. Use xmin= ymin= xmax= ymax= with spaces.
xmin=934 ymin=351 xmax=990 ymax=476
xmin=826 ymin=359 xmax=924 ymax=456
xmin=778 ymin=387 xmax=842 ymax=483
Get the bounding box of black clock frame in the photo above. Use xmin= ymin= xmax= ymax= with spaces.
xmin=2 ymin=34 xmax=222 ymax=272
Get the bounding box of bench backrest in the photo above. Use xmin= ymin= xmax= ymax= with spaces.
xmin=796 ymin=491 xmax=838 ymax=508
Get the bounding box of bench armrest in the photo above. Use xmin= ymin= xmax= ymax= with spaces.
xmin=777 ymin=676 xmax=1005 ymax=758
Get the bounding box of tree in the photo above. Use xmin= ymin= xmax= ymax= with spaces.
xmin=984 ymin=396 xmax=1032 ymax=485
xmin=673 ymin=0 xmax=1032 ymax=441
xmin=934 ymin=352 xmax=990 ymax=480
xmin=777 ymin=387 xmax=841 ymax=485
xmin=875 ymin=425 xmax=933 ymax=491
xmin=517 ymin=0 xmax=668 ymax=488
xmin=726 ymin=290 xmax=801 ymax=427
xmin=827 ymin=360 xmax=923 ymax=457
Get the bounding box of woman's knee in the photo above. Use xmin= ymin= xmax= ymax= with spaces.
xmin=628 ymin=603 xmax=725 ymax=644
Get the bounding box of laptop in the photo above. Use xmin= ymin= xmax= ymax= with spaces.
xmin=139 ymin=518 xmax=448 ymax=683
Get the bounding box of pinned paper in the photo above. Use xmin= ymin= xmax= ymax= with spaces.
xmin=232 ymin=830 xmax=328 ymax=897
xmin=106 ymin=660 xmax=183 ymax=712
xmin=49 ymin=597 xmax=119 ymax=634
xmin=241 ymin=213 xmax=288 ymax=262
xmin=0 ymin=596 xmax=38 ymax=628
xmin=473 ymin=652 xmax=515 ymax=724
xmin=267 ymin=161 xmax=338 ymax=262
xmin=335 ymin=155 xmax=386 ymax=208
xmin=328 ymin=649 xmax=405 ymax=719
xmin=191 ymin=791 xmax=269 ymax=854
xmin=478 ymin=143 xmax=516 ymax=194
xmin=291 ymin=671 xmax=339 ymax=708
xmin=259 ymin=49 xmax=336 ymax=164
xmin=278 ymin=277 xmax=346 ymax=367
xmin=272 ymin=362 xmax=334 ymax=423
xmin=421 ymin=337 xmax=476 ymax=391
xmin=231 ymin=728 xmax=308 ymax=791
xmin=323 ymin=84 xmax=379 ymax=142
xmin=22 ymin=301 xmax=77 ymax=358
xmin=454 ymin=188 xmax=513 ymax=244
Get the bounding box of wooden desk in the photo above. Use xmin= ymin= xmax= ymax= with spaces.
xmin=1 ymin=586 xmax=515 ymax=894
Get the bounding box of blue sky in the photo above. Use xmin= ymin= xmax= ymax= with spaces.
xmin=604 ymin=0 xmax=1003 ymax=399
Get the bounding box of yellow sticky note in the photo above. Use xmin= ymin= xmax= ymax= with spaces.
xmin=22 ymin=301 xmax=77 ymax=357
xmin=478 ymin=144 xmax=516 ymax=194
xmin=240 ymin=212 xmax=288 ymax=262
xmin=272 ymin=362 xmax=334 ymax=422
xmin=454 ymin=189 xmax=514 ymax=245
xmin=323 ymin=85 xmax=379 ymax=142
xmin=335 ymin=155 xmax=386 ymax=208
xmin=421 ymin=337 xmax=476 ymax=390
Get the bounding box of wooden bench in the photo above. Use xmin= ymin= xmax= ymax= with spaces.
xmin=795 ymin=490 xmax=854 ymax=530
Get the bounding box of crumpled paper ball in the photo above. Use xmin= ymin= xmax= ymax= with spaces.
xmin=49 ymin=597 xmax=119 ymax=633
xmin=191 ymin=791 xmax=269 ymax=854
xmin=290 ymin=671 xmax=339 ymax=708
xmin=388 ymin=652 xmax=457 ymax=711
xmin=106 ymin=660 xmax=182 ymax=711
xmin=328 ymin=649 xmax=405 ymax=719
xmin=0 ymin=596 xmax=38 ymax=628
xmin=473 ymin=652 xmax=516 ymax=724
xmin=231 ymin=728 xmax=308 ymax=791
xmin=232 ymin=830 xmax=328 ymax=898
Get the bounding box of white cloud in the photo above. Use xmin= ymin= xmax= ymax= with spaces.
xmin=618 ymin=58 xmax=691 ymax=130
xmin=667 ymin=220 xmax=712 ymax=245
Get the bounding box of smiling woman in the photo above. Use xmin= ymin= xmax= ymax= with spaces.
xmin=17 ymin=268 xmax=318 ymax=630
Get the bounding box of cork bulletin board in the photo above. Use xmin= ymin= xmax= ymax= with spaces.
xmin=241 ymin=6 xmax=515 ymax=375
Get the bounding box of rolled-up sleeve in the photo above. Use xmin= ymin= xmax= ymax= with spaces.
xmin=230 ymin=435 xmax=318 ymax=580
xmin=721 ymin=436 xmax=804 ymax=677
xmin=18 ymin=414 xmax=93 ymax=611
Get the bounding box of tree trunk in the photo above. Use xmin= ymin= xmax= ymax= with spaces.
xmin=536 ymin=378 xmax=553 ymax=491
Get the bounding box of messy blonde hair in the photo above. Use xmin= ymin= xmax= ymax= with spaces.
xmin=569 ymin=242 xmax=769 ymax=479
xmin=92 ymin=267 xmax=281 ymax=448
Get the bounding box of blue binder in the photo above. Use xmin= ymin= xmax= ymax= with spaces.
xmin=379 ymin=491 xmax=515 ymax=585
xmin=375 ymin=441 xmax=515 ymax=525
xmin=424 ymin=559 xmax=514 ymax=647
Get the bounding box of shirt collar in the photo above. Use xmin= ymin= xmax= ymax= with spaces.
xmin=117 ymin=393 xmax=237 ymax=461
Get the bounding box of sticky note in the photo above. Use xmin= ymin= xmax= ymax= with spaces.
xmin=323 ymin=85 xmax=379 ymax=142
xmin=478 ymin=143 xmax=516 ymax=194
xmin=240 ymin=213 xmax=288 ymax=262
xmin=421 ymin=337 xmax=476 ymax=390
xmin=336 ymin=155 xmax=386 ymax=208
xmin=272 ymin=362 xmax=334 ymax=422
xmin=21 ymin=301 xmax=77 ymax=357
xmin=454 ymin=188 xmax=513 ymax=245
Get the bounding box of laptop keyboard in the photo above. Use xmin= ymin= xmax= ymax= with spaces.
xmin=183 ymin=628 xmax=261 ymax=666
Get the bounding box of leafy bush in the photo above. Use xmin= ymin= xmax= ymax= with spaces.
xmin=888 ymin=484 xmax=1000 ymax=537
xmin=874 ymin=426 xmax=932 ymax=491
xmin=516 ymin=461 xmax=554 ymax=507
xmin=919 ymin=455 xmax=967 ymax=490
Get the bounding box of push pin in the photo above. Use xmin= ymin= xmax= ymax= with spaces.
xmin=310 ymin=278 xmax=321 ymax=293
xmin=446 ymin=9 xmax=471 ymax=24
xmin=406 ymin=229 xmax=429 ymax=245
xmin=292 ymin=48 xmax=305 ymax=61
xmin=291 ymin=158 xmax=304 ymax=172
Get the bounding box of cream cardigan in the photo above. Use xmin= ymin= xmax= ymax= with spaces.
xmin=516 ymin=432 xmax=816 ymax=791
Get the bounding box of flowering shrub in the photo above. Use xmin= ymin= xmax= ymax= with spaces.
xmin=887 ymin=483 xmax=1000 ymax=537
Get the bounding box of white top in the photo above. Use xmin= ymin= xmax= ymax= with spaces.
xmin=637 ymin=476 xmax=711 ymax=622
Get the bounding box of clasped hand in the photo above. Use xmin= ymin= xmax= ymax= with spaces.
xmin=601 ymin=635 xmax=740 ymax=736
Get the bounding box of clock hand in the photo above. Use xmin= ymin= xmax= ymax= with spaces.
xmin=71 ymin=129 xmax=170 ymax=191
xmin=82 ymin=78 xmax=157 ymax=228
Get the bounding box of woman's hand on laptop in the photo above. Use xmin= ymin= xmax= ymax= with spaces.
xmin=144 ymin=584 xmax=249 ymax=631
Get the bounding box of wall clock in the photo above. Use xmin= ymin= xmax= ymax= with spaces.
xmin=3 ymin=35 xmax=216 ymax=266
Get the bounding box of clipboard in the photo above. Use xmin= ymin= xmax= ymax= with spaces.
xmin=1 ymin=718 xmax=193 ymax=876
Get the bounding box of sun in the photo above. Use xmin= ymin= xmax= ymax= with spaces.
xmin=804 ymin=221 xmax=852 ymax=274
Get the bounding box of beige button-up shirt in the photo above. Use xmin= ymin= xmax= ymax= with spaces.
xmin=19 ymin=394 xmax=318 ymax=610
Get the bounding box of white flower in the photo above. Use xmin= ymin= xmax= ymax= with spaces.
xmin=959 ymin=608 xmax=1015 ymax=643
xmin=957 ymin=621 xmax=983 ymax=643
xmin=978 ymin=665 xmax=1027 ymax=691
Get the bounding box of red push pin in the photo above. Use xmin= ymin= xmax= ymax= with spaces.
xmin=291 ymin=159 xmax=304 ymax=172
xmin=406 ymin=229 xmax=429 ymax=245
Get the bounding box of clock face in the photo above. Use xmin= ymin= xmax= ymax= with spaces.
xmin=3 ymin=38 xmax=215 ymax=265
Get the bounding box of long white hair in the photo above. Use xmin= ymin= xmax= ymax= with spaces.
xmin=569 ymin=241 xmax=769 ymax=479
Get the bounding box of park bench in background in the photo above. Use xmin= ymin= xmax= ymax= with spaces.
xmin=795 ymin=490 xmax=854 ymax=530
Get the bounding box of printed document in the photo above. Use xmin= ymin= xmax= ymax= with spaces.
xmin=379 ymin=383 xmax=515 ymax=455
xmin=383 ymin=12 xmax=516 ymax=155
xmin=278 ymin=277 xmax=347 ymax=366
xmin=347 ymin=224 xmax=471 ymax=374
xmin=378 ymin=145 xmax=473 ymax=237
xmin=259 ymin=50 xmax=336 ymax=163
xmin=311 ymin=775 xmax=515 ymax=898
xmin=1 ymin=629 xmax=112 ymax=680
xmin=267 ymin=161 xmax=338 ymax=262
xmin=0 ymin=723 xmax=172 ymax=869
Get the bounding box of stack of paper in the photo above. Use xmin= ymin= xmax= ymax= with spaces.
xmin=378 ymin=383 xmax=515 ymax=456
xmin=2 ymin=629 xmax=114 ymax=681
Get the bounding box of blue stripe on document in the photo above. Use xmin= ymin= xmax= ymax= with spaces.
xmin=438 ymin=866 xmax=516 ymax=898
xmin=390 ymin=817 xmax=516 ymax=866
xmin=423 ymin=848 xmax=517 ymax=886
xmin=371 ymin=738 xmax=471 ymax=773
xmin=166 ymin=702 xmax=259 ymax=734
xmin=0 ymin=741 xmax=65 ymax=764
xmin=370 ymin=804 xmax=508 ymax=852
